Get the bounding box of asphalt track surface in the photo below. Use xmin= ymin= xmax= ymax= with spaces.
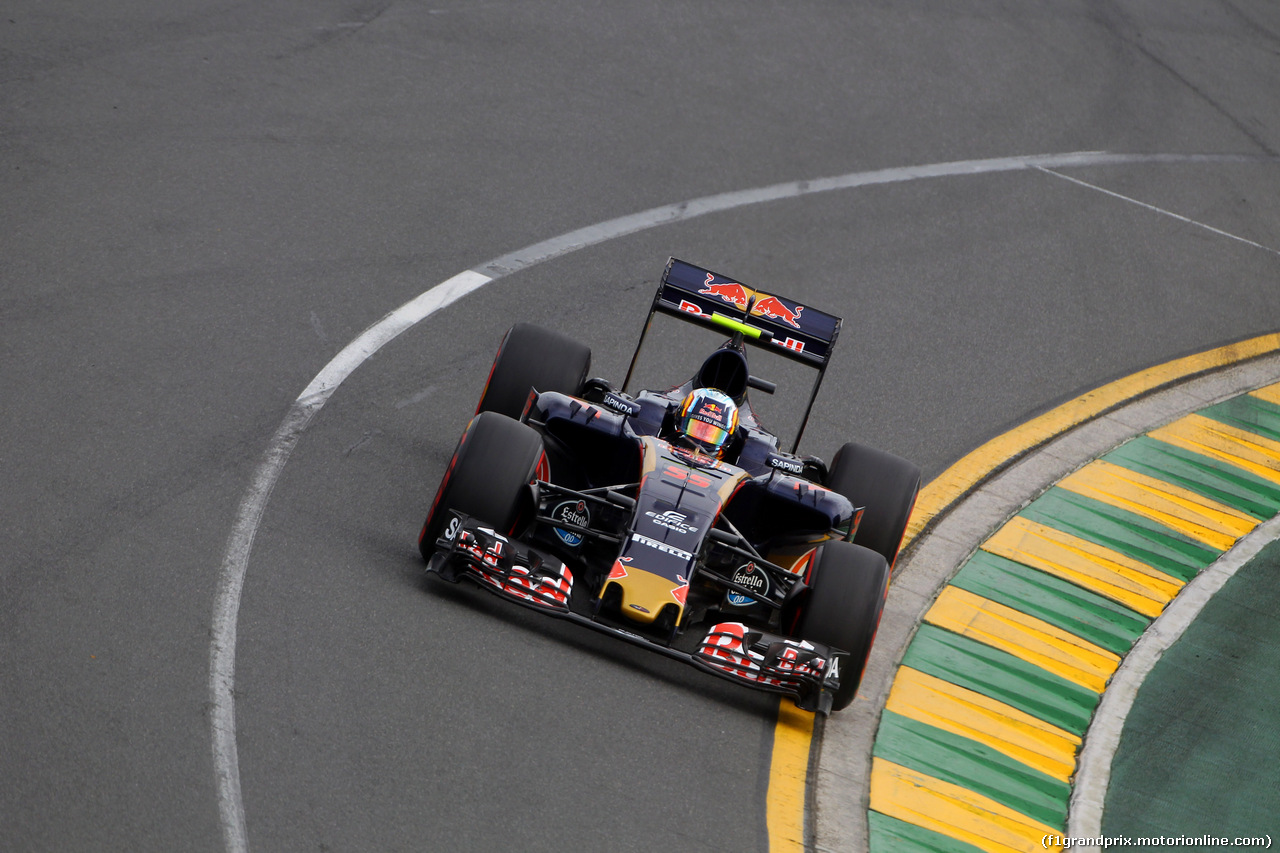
xmin=4 ymin=2 xmax=1280 ymax=851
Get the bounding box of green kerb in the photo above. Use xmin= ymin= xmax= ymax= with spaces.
xmin=1200 ymin=392 xmax=1280 ymax=443
xmin=1103 ymin=435 xmax=1280 ymax=521
xmin=951 ymin=550 xmax=1150 ymax=656
xmin=900 ymin=624 xmax=1098 ymax=734
xmin=868 ymin=810 xmax=988 ymax=853
xmin=874 ymin=710 xmax=1070 ymax=829
xmin=1020 ymin=488 xmax=1218 ymax=583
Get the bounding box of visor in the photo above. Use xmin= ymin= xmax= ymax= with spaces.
xmin=686 ymin=417 xmax=728 ymax=448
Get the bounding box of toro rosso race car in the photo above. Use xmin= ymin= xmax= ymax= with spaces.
xmin=418 ymin=258 xmax=920 ymax=713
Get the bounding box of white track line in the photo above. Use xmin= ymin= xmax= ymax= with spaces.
xmin=209 ymin=150 xmax=1270 ymax=853
xmin=209 ymin=271 xmax=493 ymax=853
xmin=1036 ymin=166 xmax=1280 ymax=257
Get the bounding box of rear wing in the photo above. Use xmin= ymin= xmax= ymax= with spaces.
xmin=623 ymin=258 xmax=844 ymax=452
xmin=651 ymin=258 xmax=842 ymax=367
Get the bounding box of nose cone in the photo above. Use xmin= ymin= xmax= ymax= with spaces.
xmin=602 ymin=561 xmax=688 ymax=625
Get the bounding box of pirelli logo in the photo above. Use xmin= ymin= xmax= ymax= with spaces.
xmin=631 ymin=532 xmax=693 ymax=561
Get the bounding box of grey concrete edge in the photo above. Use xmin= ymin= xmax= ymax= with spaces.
xmin=812 ymin=350 xmax=1280 ymax=853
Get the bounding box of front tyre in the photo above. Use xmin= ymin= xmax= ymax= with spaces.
xmin=419 ymin=412 xmax=546 ymax=560
xmin=826 ymin=442 xmax=920 ymax=569
xmin=476 ymin=323 xmax=592 ymax=418
xmin=793 ymin=541 xmax=890 ymax=711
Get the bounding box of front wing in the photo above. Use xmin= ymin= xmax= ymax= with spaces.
xmin=426 ymin=512 xmax=850 ymax=714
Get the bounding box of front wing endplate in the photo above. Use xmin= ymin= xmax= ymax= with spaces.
xmin=428 ymin=513 xmax=573 ymax=613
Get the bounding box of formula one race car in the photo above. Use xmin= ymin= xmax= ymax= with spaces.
xmin=418 ymin=258 xmax=920 ymax=713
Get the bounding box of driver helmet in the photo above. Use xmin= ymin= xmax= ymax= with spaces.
xmin=678 ymin=388 xmax=739 ymax=458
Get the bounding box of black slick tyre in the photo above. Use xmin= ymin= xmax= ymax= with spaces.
xmin=419 ymin=412 xmax=546 ymax=560
xmin=793 ymin=541 xmax=890 ymax=711
xmin=826 ymin=442 xmax=920 ymax=568
xmin=476 ymin=323 xmax=592 ymax=418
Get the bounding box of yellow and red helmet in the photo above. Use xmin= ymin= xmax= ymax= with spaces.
xmin=678 ymin=388 xmax=739 ymax=457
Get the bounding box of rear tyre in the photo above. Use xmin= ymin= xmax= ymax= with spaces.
xmin=793 ymin=541 xmax=890 ymax=711
xmin=476 ymin=323 xmax=592 ymax=418
xmin=826 ymin=442 xmax=920 ymax=568
xmin=419 ymin=412 xmax=546 ymax=560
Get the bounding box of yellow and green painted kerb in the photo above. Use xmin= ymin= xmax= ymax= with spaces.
xmin=873 ymin=348 xmax=1280 ymax=852
xmin=767 ymin=332 xmax=1280 ymax=853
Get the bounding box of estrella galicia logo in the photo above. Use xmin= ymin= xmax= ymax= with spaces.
xmin=726 ymin=561 xmax=770 ymax=607
xmin=552 ymin=499 xmax=590 ymax=547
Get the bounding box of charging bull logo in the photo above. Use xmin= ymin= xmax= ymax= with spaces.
xmin=751 ymin=296 xmax=804 ymax=329
xmin=698 ymin=274 xmax=750 ymax=308
xmin=698 ymin=273 xmax=805 ymax=330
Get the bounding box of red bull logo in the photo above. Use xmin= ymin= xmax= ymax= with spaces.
xmin=699 ymin=402 xmax=722 ymax=417
xmin=698 ymin=273 xmax=750 ymax=308
xmin=695 ymin=271 xmax=805 ymax=329
xmin=751 ymin=295 xmax=804 ymax=329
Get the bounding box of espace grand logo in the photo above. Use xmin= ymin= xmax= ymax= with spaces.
xmin=645 ymin=509 xmax=698 ymax=535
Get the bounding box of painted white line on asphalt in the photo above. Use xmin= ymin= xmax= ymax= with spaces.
xmin=476 ymin=152 xmax=1259 ymax=278
xmin=209 ymin=270 xmax=492 ymax=853
xmin=208 ymin=150 xmax=1269 ymax=853
xmin=1037 ymin=166 xmax=1280 ymax=257
xmin=1068 ymin=512 xmax=1280 ymax=849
